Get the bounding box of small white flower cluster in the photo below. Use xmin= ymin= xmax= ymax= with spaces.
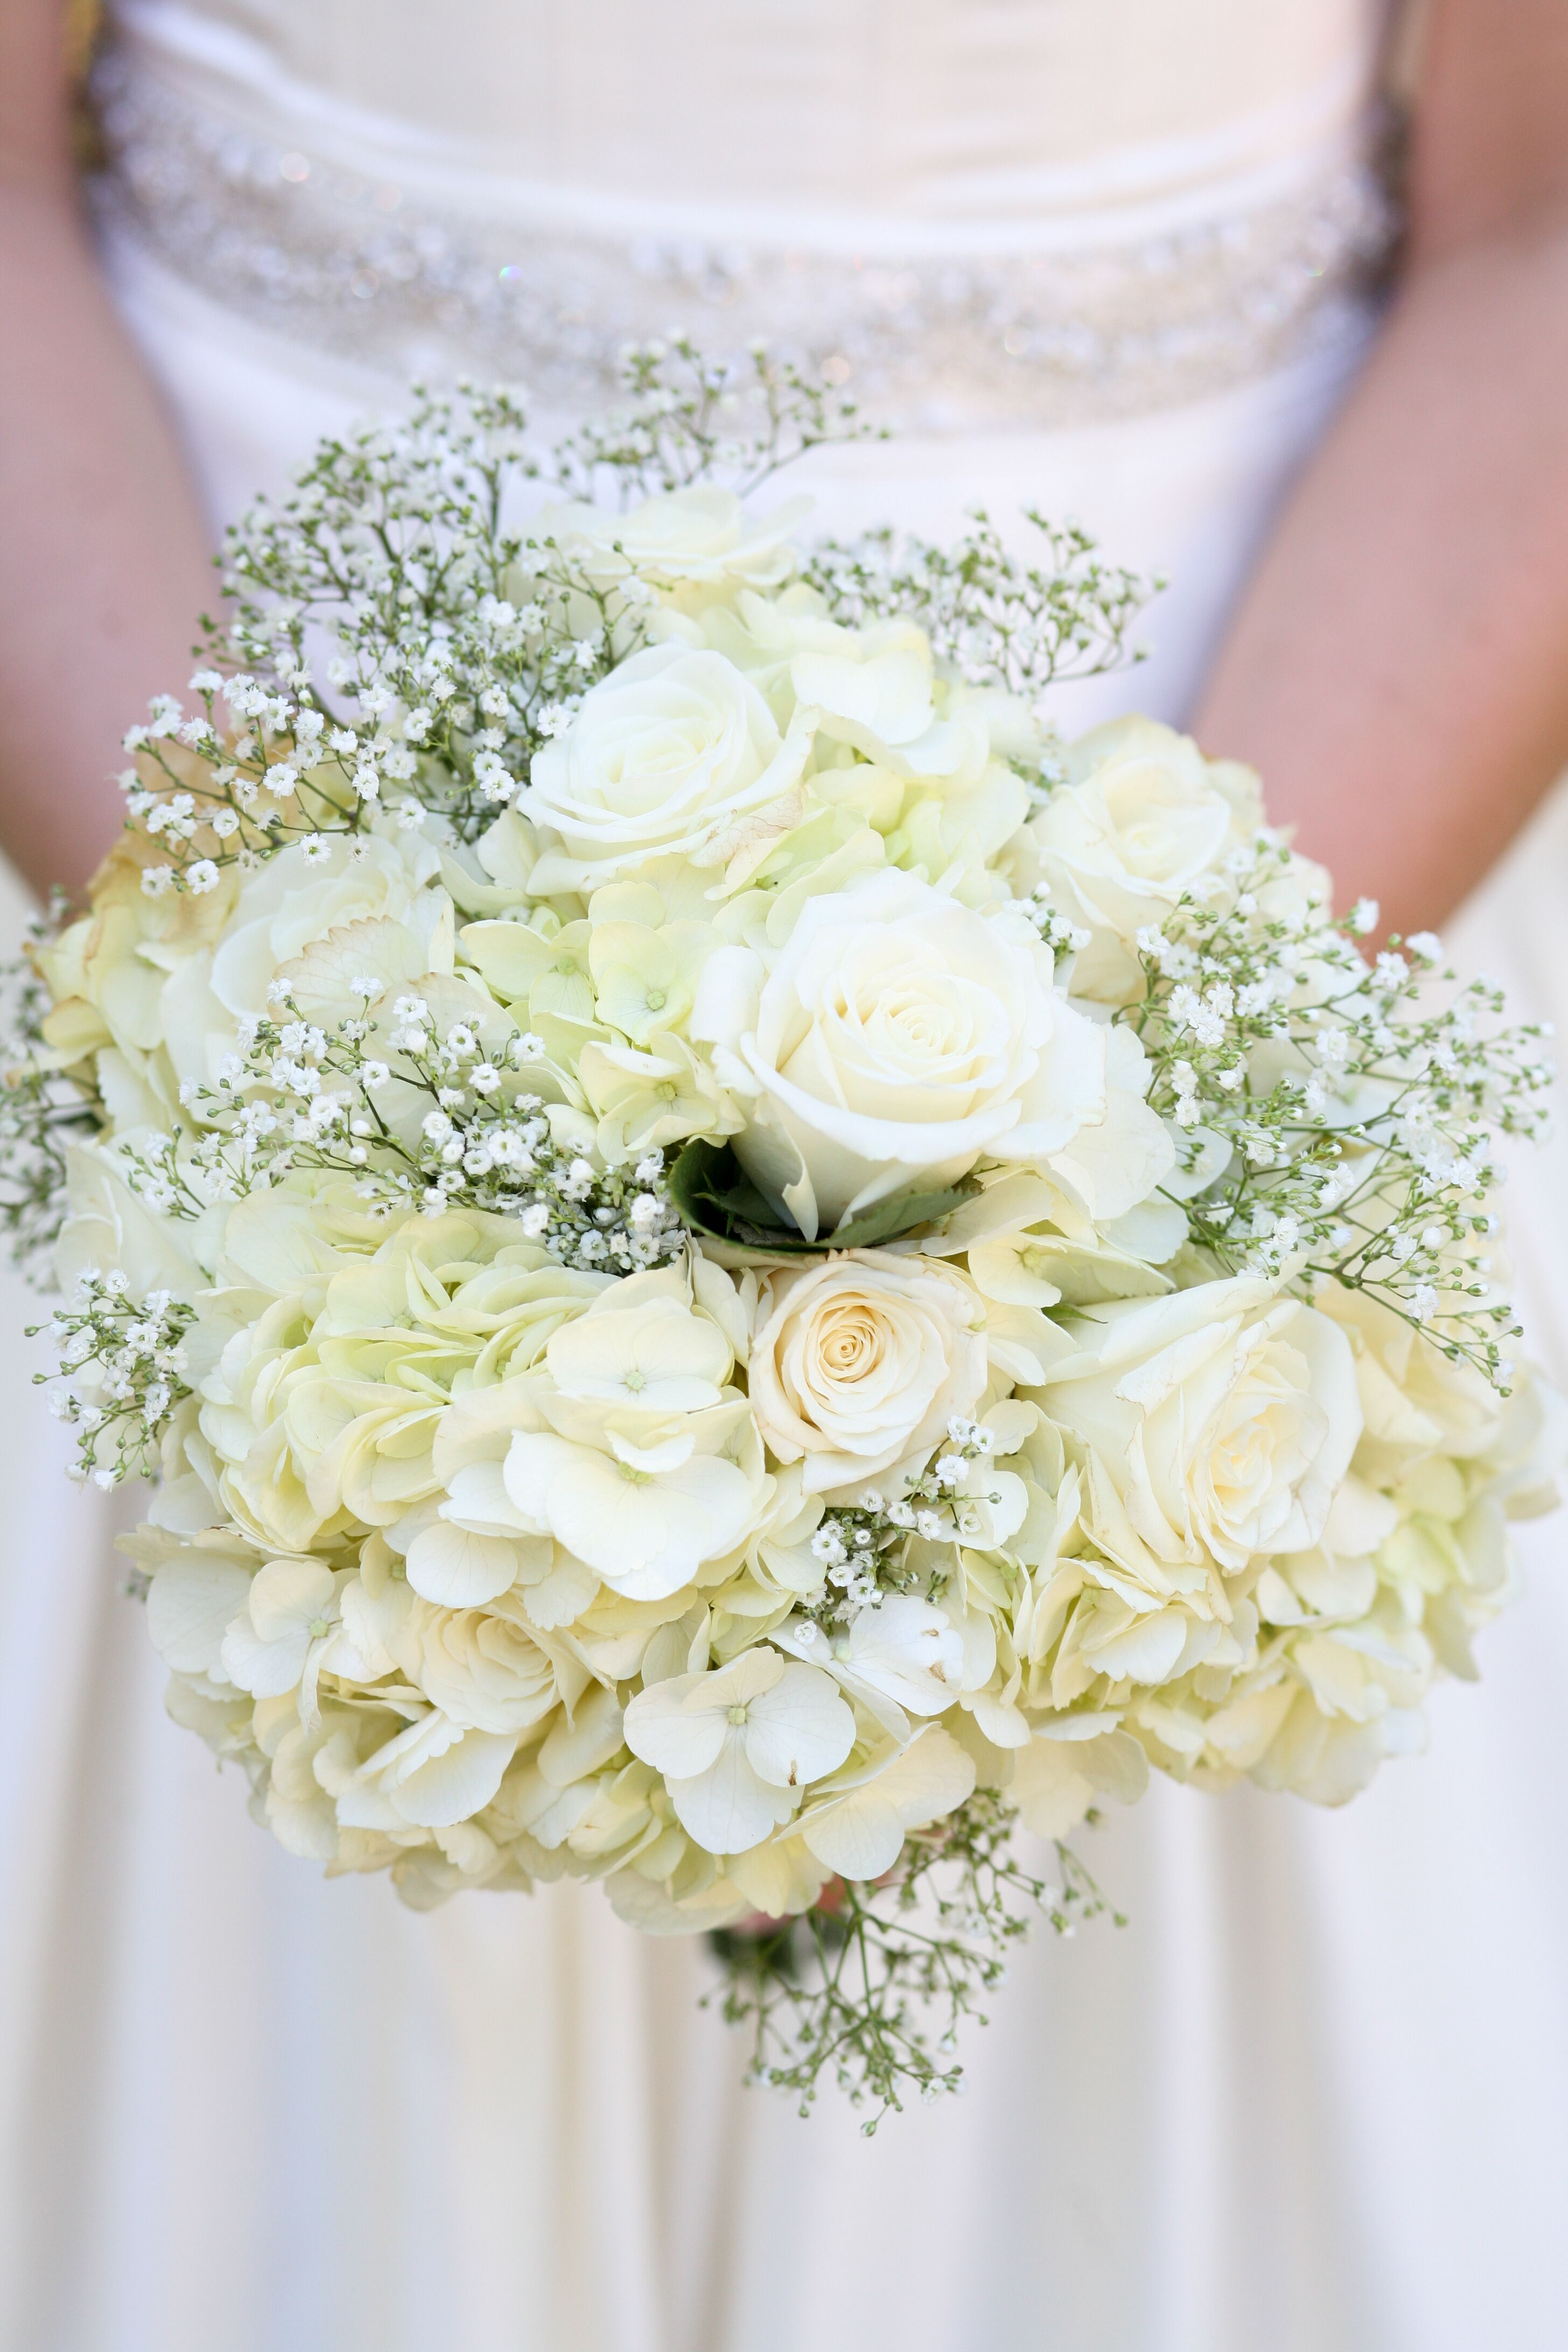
xmin=802 ymin=508 xmax=1152 ymax=709
xmin=799 ymin=507 xmax=1152 ymax=814
xmin=0 ymin=925 xmax=100 ymax=1279
xmin=1130 ymin=842 xmax=1553 ymax=1382
xmin=722 ymin=1789 xmax=1111 ymax=2126
xmin=122 ymin=667 xmax=347 ymax=898
xmin=179 ymin=351 xmax=878 ymax=872
xmin=800 ymin=1418 xmax=1000 ymax=1628
xmin=138 ymin=983 xmax=687 ymax=1275
xmin=1019 ymin=887 xmax=1093 ymax=961
xmin=31 ymin=1269 xmax=192 ymax=1487
xmin=548 ymin=332 xmax=877 ymax=503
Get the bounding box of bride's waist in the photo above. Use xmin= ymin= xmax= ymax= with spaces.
xmin=92 ymin=23 xmax=1400 ymax=433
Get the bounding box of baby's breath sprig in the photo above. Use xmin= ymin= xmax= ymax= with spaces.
xmin=218 ymin=381 xmax=537 ymax=705
xmin=802 ymin=507 xmax=1157 ymax=708
xmin=799 ymin=1417 xmax=999 ymax=1628
xmin=125 ymin=982 xmax=685 ymax=1272
xmin=123 ymin=669 xmax=363 ymax=898
xmin=31 ymin=1270 xmax=193 ymax=1487
xmin=710 ymin=1796 xmax=1117 ymax=2130
xmin=1020 ymin=892 xmax=1094 ymax=960
xmin=1129 ymin=843 xmax=1554 ymax=1383
xmin=206 ymin=383 xmax=580 ymax=851
xmin=548 ymin=332 xmax=886 ymax=503
xmin=0 ymin=923 xmax=103 ymax=1280
xmin=125 ymin=347 xmax=884 ymax=880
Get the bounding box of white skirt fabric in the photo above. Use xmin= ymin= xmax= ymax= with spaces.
xmin=3 ymin=239 xmax=1566 ymax=2352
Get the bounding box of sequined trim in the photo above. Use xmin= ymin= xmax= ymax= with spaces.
xmin=92 ymin=45 xmax=1398 ymax=431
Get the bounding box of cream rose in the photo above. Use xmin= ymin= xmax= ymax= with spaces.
xmin=158 ymin=828 xmax=451 ymax=1102
xmin=1314 ymin=1280 xmax=1515 ymax=1485
xmin=693 ymin=866 xmax=1171 ymax=1240
xmin=36 ymin=835 xmax=236 ymax=1126
xmin=748 ymin=1251 xmax=988 ymax=1496
xmin=1028 ymin=717 xmax=1247 ymax=1003
xmin=534 ymin=486 xmax=808 ymax=592
xmin=520 ymin=641 xmax=810 ymax=894
xmin=55 ymin=1138 xmax=207 ymax=1299
xmin=1038 ymin=1275 xmax=1362 ymax=1574
xmin=789 ymin=622 xmax=989 ymax=784
xmin=393 ymin=1598 xmax=563 ymax=1737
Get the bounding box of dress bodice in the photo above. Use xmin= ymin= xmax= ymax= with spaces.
xmin=114 ymin=0 xmax=1383 ymax=234
xmin=96 ymin=0 xmax=1399 ymax=425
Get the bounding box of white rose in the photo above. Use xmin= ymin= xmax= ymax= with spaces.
xmin=534 ymin=486 xmax=808 ymax=591
xmin=693 ymin=866 xmax=1171 ymax=1240
xmin=55 ymin=1138 xmax=206 ymax=1299
xmin=1038 ymin=1276 xmax=1362 ymax=1574
xmin=1029 ymin=717 xmax=1246 ymax=1004
xmin=393 ymin=1598 xmax=563 ymax=1737
xmin=788 ymin=622 xmax=989 ymax=785
xmin=520 ymin=642 xmax=810 ymax=894
xmin=1313 ymin=1280 xmax=1515 ymax=1484
xmin=159 ymin=829 xmax=450 ymax=1098
xmin=748 ymin=1251 xmax=987 ymax=1496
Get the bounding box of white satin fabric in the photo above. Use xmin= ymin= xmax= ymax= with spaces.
xmin=113 ymin=0 xmax=1380 ymax=237
xmin=4 ymin=2 xmax=1568 ymax=2348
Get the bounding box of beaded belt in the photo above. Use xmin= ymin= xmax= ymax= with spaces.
xmin=93 ymin=43 xmax=1398 ymax=432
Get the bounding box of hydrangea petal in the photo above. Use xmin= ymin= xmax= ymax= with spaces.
xmin=623 ymin=1676 xmax=729 ymax=1779
xmin=146 ymin=1557 xmax=253 ymax=1678
xmin=743 ymin=1662 xmax=855 ymax=1790
xmin=668 ymin=1737 xmax=795 ymax=1856
xmin=388 ymin=1726 xmax=517 ymax=1828
xmin=405 ymin=1521 xmax=521 ymax=1607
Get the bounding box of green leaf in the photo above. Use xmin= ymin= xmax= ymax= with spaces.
xmin=828 ymin=1182 xmax=977 ymax=1250
xmin=667 ymin=1139 xmax=975 ymax=1257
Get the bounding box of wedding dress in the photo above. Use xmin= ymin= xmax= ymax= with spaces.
xmin=4 ymin=4 xmax=1567 ymax=2348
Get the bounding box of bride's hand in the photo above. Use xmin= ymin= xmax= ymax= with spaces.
xmin=0 ymin=0 xmax=213 ymax=900
xmin=1195 ymin=0 xmax=1568 ymax=940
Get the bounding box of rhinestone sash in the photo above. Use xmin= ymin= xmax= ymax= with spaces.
xmin=93 ymin=41 xmax=1398 ymax=431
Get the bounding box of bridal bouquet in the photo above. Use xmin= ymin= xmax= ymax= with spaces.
xmin=4 ymin=349 xmax=1559 ymax=2123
